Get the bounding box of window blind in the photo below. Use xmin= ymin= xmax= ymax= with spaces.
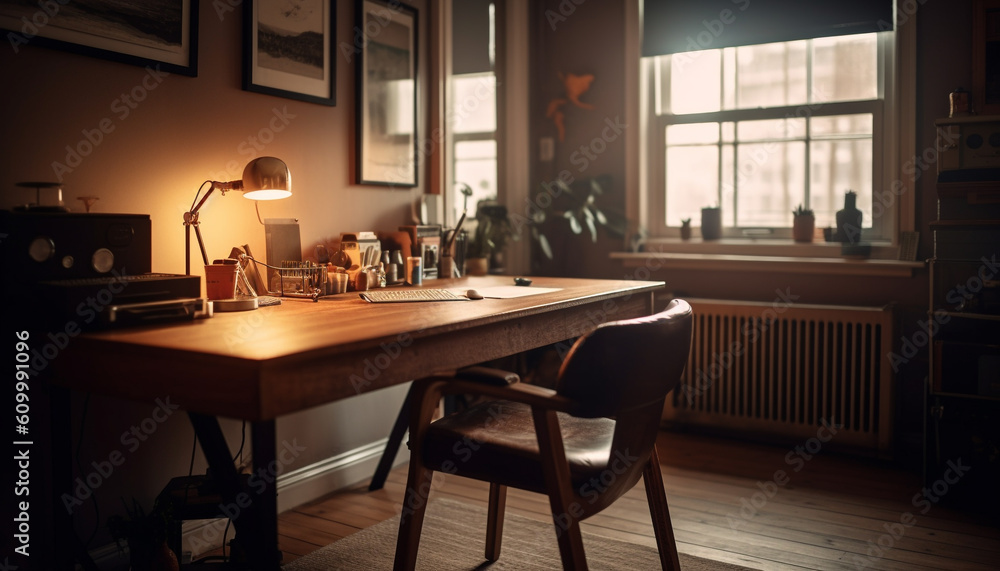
xmin=642 ymin=0 xmax=894 ymax=57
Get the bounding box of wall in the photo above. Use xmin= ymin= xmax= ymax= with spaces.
xmin=527 ymin=1 xmax=970 ymax=464
xmin=529 ymin=0 xmax=628 ymax=278
xmin=1 ymin=0 xmax=424 ymax=556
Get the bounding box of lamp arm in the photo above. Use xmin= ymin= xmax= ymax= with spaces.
xmin=184 ymin=180 xmax=239 ymax=275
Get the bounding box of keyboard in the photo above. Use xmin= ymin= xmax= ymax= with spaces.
xmin=360 ymin=289 xmax=468 ymax=303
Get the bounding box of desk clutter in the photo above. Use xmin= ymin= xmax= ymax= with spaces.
xmin=0 ymin=206 xmax=477 ymax=325
xmin=244 ymin=223 xmax=471 ymax=300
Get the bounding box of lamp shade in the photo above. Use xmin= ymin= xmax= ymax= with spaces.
xmin=241 ymin=156 xmax=292 ymax=200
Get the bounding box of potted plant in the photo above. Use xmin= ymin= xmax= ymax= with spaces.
xmin=700 ymin=206 xmax=722 ymax=240
xmin=466 ymin=201 xmax=517 ymax=276
xmin=107 ymin=497 xmax=179 ymax=571
xmin=792 ymin=204 xmax=815 ymax=243
xmin=679 ymin=218 xmax=692 ymax=240
xmin=528 ymin=174 xmax=626 ymax=262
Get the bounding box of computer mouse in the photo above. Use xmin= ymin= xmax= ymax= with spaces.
xmin=466 ymin=289 xmax=484 ymax=300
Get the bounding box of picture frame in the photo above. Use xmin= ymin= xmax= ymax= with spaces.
xmin=243 ymin=0 xmax=336 ymax=106
xmin=355 ymin=0 xmax=418 ymax=187
xmin=0 ymin=0 xmax=198 ymax=76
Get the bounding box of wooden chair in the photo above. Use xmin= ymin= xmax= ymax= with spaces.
xmin=393 ymin=299 xmax=693 ymax=570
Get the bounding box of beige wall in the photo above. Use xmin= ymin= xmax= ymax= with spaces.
xmin=1 ymin=1 xmax=427 ymax=269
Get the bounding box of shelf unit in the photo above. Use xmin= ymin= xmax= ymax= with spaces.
xmin=927 ymin=119 xmax=1000 ymax=512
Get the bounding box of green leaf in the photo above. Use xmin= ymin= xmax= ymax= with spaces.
xmin=592 ymin=206 xmax=607 ymax=225
xmin=538 ymin=234 xmax=553 ymax=259
xmin=567 ymin=214 xmax=582 ymax=234
xmin=585 ymin=216 xmax=597 ymax=242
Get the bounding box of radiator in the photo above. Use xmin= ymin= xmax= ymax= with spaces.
xmin=665 ymin=298 xmax=894 ymax=454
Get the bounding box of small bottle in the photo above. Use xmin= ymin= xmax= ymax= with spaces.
xmin=378 ymin=263 xmax=387 ymax=288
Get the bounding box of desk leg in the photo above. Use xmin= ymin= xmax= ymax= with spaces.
xmin=50 ymin=385 xmax=74 ymax=571
xmin=187 ymin=413 xmax=281 ymax=570
xmin=251 ymin=420 xmax=279 ymax=563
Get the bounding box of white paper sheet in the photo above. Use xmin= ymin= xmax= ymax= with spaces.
xmin=448 ymin=286 xmax=563 ymax=299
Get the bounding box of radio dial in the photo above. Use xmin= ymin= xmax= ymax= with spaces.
xmin=92 ymin=248 xmax=114 ymax=273
xmin=28 ymin=237 xmax=55 ymax=262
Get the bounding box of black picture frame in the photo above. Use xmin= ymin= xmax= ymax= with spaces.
xmin=0 ymin=0 xmax=197 ymax=76
xmin=243 ymin=0 xmax=336 ymax=106
xmin=355 ymin=0 xmax=418 ymax=187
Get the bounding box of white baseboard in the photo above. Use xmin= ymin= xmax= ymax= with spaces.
xmin=89 ymin=437 xmax=408 ymax=565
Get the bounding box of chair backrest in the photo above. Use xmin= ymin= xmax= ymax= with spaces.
xmin=556 ymin=299 xmax=693 ymax=419
xmin=555 ymin=299 xmax=692 ymax=514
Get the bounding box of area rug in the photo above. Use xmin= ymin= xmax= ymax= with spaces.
xmin=284 ymin=497 xmax=757 ymax=570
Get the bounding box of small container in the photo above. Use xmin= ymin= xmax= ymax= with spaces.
xmin=405 ymin=256 xmax=422 ymax=285
xmin=328 ymin=272 xmax=349 ymax=294
xmin=950 ymin=87 xmax=971 ymax=117
xmin=205 ymin=264 xmax=238 ymax=300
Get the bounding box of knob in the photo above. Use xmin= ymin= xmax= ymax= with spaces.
xmin=92 ymin=248 xmax=114 ymax=273
xmin=28 ymin=237 xmax=55 ymax=262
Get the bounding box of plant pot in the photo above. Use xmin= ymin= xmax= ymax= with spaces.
xmin=465 ymin=257 xmax=489 ymax=276
xmin=793 ymin=215 xmax=815 ymax=243
xmin=680 ymin=225 xmax=692 ymax=240
xmin=700 ymin=208 xmax=722 ymax=240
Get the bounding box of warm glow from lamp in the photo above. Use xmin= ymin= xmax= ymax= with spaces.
xmin=183 ymin=156 xmax=292 ymax=276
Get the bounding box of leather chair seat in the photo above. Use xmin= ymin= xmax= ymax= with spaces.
xmin=422 ymin=399 xmax=617 ymax=494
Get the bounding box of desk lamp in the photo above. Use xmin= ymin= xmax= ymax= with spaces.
xmin=183 ymin=157 xmax=291 ymax=309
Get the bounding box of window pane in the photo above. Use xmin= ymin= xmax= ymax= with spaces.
xmin=735 ymin=41 xmax=807 ymax=109
xmin=812 ymin=114 xmax=873 ymax=138
xmin=812 ymin=34 xmax=877 ymax=102
xmin=454 ymin=140 xmax=497 ymax=217
xmin=737 ymin=118 xmax=806 ymax=141
xmin=670 ymin=50 xmax=721 ymax=114
xmin=666 ymin=145 xmax=717 ymax=225
xmin=666 ymin=123 xmax=718 ymax=145
xmin=809 ymin=139 xmax=872 ymax=228
xmin=735 ymin=142 xmax=806 ymax=227
xmin=451 ymin=74 xmax=497 ymax=133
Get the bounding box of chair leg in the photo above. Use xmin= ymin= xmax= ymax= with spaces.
xmin=643 ymin=446 xmax=681 ymax=571
xmin=485 ymin=483 xmax=507 ymax=561
xmin=532 ymin=407 xmax=588 ymax=570
xmin=370 ymin=383 xmax=416 ymax=491
xmin=393 ymin=462 xmax=434 ymax=571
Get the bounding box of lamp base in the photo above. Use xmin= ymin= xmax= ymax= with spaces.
xmin=211 ymin=297 xmax=259 ymax=312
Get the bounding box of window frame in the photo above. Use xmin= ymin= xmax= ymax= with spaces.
xmin=642 ymin=31 xmax=899 ymax=245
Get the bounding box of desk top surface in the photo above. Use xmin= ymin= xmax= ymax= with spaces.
xmin=58 ymin=275 xmax=663 ymax=419
xmin=80 ymin=276 xmax=662 ymax=360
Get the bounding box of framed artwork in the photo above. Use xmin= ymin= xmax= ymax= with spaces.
xmin=243 ymin=0 xmax=336 ymax=106
xmin=356 ymin=0 xmax=418 ymax=187
xmin=0 ymin=0 xmax=198 ymax=76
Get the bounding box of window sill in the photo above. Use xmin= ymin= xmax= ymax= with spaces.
xmin=611 ymin=239 xmax=924 ymax=278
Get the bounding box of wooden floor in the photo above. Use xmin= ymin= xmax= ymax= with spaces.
xmin=259 ymin=431 xmax=1000 ymax=570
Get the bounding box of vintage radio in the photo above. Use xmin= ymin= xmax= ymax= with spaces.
xmin=1 ymin=209 xmax=201 ymax=328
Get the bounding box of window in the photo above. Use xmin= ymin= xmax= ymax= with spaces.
xmin=449 ymin=0 xmax=497 ymax=220
xmin=451 ymin=73 xmax=497 ymax=217
xmin=645 ymin=32 xmax=893 ymax=241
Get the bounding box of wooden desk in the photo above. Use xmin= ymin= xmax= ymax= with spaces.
xmin=54 ymin=275 xmax=662 ymax=569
